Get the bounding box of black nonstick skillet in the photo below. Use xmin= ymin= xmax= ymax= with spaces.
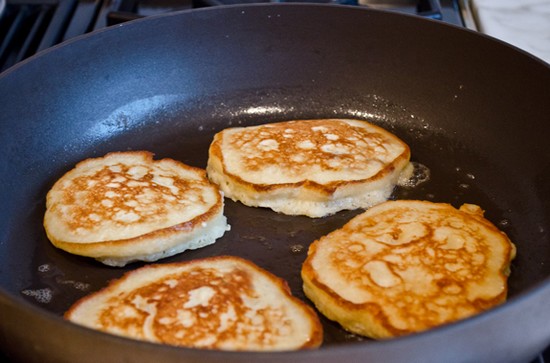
xmin=1 ymin=4 xmax=550 ymax=363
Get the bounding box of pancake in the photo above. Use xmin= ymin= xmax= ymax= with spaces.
xmin=44 ymin=151 xmax=229 ymax=267
xmin=301 ymin=200 xmax=516 ymax=338
xmin=65 ymin=256 xmax=323 ymax=351
xmin=206 ymin=119 xmax=412 ymax=217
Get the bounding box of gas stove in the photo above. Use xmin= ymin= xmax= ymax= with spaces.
xmin=0 ymin=0 xmax=464 ymax=72
xmin=0 ymin=1 xmax=548 ymax=362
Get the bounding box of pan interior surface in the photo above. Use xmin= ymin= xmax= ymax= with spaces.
xmin=1 ymin=4 xmax=550 ymax=363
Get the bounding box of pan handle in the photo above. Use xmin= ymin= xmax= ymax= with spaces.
xmin=107 ymin=11 xmax=144 ymax=26
xmin=107 ymin=0 xmax=443 ymax=25
xmin=270 ymin=0 xmax=360 ymax=4
xmin=417 ymin=0 xmax=442 ymax=20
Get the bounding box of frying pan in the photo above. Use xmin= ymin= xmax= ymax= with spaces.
xmin=1 ymin=4 xmax=549 ymax=363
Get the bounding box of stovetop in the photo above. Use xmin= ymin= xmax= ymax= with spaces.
xmin=0 ymin=1 xmax=549 ymax=362
xmin=0 ymin=0 xmax=465 ymax=72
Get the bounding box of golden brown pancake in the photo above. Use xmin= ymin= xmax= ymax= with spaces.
xmin=65 ymin=256 xmax=323 ymax=351
xmin=301 ymin=200 xmax=516 ymax=338
xmin=44 ymin=151 xmax=229 ymax=266
xmin=207 ymin=119 xmax=411 ymax=217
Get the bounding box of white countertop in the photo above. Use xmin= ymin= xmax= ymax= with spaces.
xmin=470 ymin=0 xmax=550 ymax=64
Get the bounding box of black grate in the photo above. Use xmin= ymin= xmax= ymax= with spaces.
xmin=0 ymin=0 xmax=194 ymax=71
xmin=0 ymin=0 xmax=102 ymax=72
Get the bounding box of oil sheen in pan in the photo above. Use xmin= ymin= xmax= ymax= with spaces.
xmin=21 ymin=91 xmax=519 ymax=346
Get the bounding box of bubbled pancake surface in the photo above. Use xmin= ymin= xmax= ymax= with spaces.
xmin=44 ymin=151 xmax=228 ymax=266
xmin=302 ymin=200 xmax=516 ymax=339
xmin=65 ymin=256 xmax=323 ymax=351
xmin=207 ymin=119 xmax=411 ymax=217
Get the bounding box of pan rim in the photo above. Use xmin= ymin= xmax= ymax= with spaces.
xmin=2 ymin=275 xmax=550 ymax=357
xmin=1 ymin=3 xmax=548 ymax=82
